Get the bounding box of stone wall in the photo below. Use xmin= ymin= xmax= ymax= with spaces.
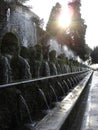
xmin=0 ymin=2 xmax=39 ymax=47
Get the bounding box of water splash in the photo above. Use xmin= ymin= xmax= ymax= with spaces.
xmin=70 ymin=77 xmax=75 ymax=86
xmin=38 ymin=88 xmax=50 ymax=110
xmin=63 ymin=80 xmax=69 ymax=90
xmin=6 ymin=8 xmax=11 ymax=31
xmin=57 ymin=81 xmax=65 ymax=95
xmin=76 ymin=75 xmax=80 ymax=82
xmin=7 ymin=8 xmax=10 ymax=22
xmin=7 ymin=7 xmax=37 ymax=46
xmin=67 ymin=79 xmax=72 ymax=89
xmin=49 ymin=84 xmax=58 ymax=102
xmin=48 ymin=38 xmax=61 ymax=56
xmin=19 ymin=95 xmax=32 ymax=123
xmin=63 ymin=80 xmax=70 ymax=92
xmin=73 ymin=76 xmax=78 ymax=84
xmin=62 ymin=45 xmax=76 ymax=59
xmin=76 ymin=56 xmax=83 ymax=63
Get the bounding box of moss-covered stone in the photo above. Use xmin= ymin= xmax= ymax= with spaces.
xmin=49 ymin=50 xmax=57 ymax=63
xmin=34 ymin=43 xmax=43 ymax=61
xmin=49 ymin=50 xmax=58 ymax=75
xmin=1 ymin=32 xmax=20 ymax=55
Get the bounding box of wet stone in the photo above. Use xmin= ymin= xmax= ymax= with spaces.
xmin=81 ymin=71 xmax=98 ymax=130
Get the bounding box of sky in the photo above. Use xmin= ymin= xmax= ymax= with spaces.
xmin=81 ymin=0 xmax=98 ymax=49
xmin=26 ymin=0 xmax=98 ymax=49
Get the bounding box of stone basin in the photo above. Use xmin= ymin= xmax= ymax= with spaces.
xmin=33 ymin=71 xmax=92 ymax=130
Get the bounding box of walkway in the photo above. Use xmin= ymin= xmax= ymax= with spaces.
xmin=81 ymin=71 xmax=98 ymax=130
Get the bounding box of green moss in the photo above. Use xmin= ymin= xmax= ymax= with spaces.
xmin=20 ymin=46 xmax=29 ymax=59
xmin=34 ymin=43 xmax=42 ymax=53
xmin=49 ymin=50 xmax=57 ymax=63
xmin=1 ymin=32 xmax=20 ymax=55
xmin=58 ymin=53 xmax=67 ymax=64
xmin=34 ymin=43 xmax=43 ymax=61
xmin=28 ymin=47 xmax=36 ymax=62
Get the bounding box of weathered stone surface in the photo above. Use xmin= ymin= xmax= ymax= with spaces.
xmin=34 ymin=72 xmax=92 ymax=130
xmin=81 ymin=71 xmax=98 ymax=130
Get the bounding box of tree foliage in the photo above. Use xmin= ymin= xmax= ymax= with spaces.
xmin=46 ymin=1 xmax=91 ymax=61
xmin=90 ymin=46 xmax=98 ymax=63
xmin=65 ymin=1 xmax=90 ymax=61
xmin=46 ymin=2 xmax=61 ymax=37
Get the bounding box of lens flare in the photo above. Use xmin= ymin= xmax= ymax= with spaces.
xmin=58 ymin=6 xmax=72 ymax=28
xmin=58 ymin=5 xmax=73 ymax=28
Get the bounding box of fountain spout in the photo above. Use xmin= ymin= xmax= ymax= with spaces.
xmin=17 ymin=93 xmax=32 ymax=124
xmin=38 ymin=88 xmax=50 ymax=110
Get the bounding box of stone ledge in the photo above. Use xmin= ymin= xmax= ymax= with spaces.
xmin=33 ymin=71 xmax=93 ymax=130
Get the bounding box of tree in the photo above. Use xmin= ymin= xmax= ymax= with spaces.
xmin=46 ymin=1 xmax=91 ymax=61
xmin=67 ymin=1 xmax=89 ymax=61
xmin=90 ymin=46 xmax=98 ymax=63
xmin=46 ymin=2 xmax=62 ymax=37
xmin=5 ymin=0 xmax=29 ymax=4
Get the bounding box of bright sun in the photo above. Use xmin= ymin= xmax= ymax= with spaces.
xmin=58 ymin=6 xmax=72 ymax=28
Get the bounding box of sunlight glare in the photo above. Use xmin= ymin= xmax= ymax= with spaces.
xmin=58 ymin=6 xmax=72 ymax=28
